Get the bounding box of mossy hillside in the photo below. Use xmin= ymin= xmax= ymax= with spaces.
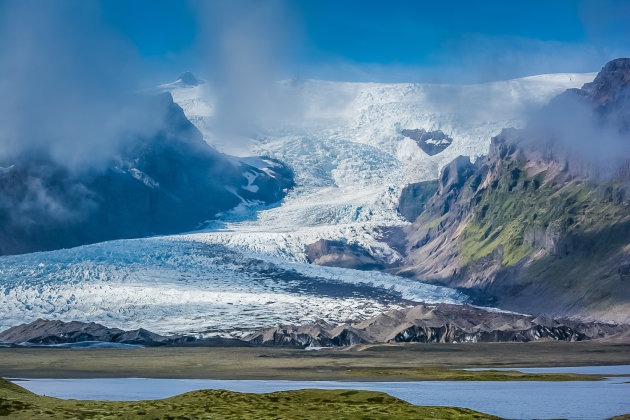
xmin=3 ymin=342 xmax=630 ymax=381
xmin=424 ymin=212 xmax=450 ymax=230
xmin=459 ymin=158 xmax=630 ymax=268
xmin=0 ymin=378 xmax=499 ymax=419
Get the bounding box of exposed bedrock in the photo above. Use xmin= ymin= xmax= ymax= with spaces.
xmin=305 ymin=239 xmax=388 ymax=270
xmin=398 ymin=180 xmax=439 ymax=222
xmin=0 ymin=319 xmax=248 ymax=347
xmin=0 ymin=93 xmax=294 ymax=256
xmin=244 ymin=304 xmax=629 ymax=348
xmin=401 ymin=128 xmax=453 ymax=156
xmin=3 ymin=305 xmax=628 ymax=348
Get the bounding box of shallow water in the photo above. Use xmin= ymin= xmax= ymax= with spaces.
xmin=466 ymin=365 xmax=630 ymax=375
xmin=12 ymin=366 xmax=630 ymax=420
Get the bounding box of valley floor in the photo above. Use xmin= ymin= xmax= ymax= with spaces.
xmin=1 ymin=341 xmax=630 ymax=381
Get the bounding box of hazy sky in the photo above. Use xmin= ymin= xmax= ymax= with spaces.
xmin=0 ymin=0 xmax=627 ymax=196
xmin=94 ymin=0 xmax=630 ymax=83
xmin=1 ymin=0 xmax=629 ymax=167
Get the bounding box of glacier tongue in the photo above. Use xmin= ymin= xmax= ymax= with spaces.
xmin=0 ymin=73 xmax=595 ymax=335
xmin=0 ymin=238 xmax=465 ymax=335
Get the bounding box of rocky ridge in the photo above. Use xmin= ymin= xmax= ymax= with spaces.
xmin=244 ymin=304 xmax=627 ymax=347
xmin=393 ymin=58 xmax=630 ymax=323
xmin=305 ymin=239 xmax=387 ymax=270
xmin=3 ymin=305 xmax=627 ymax=349
xmin=0 ymin=319 xmax=248 ymax=347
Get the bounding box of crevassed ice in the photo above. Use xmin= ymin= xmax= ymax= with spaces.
xmin=0 ymin=239 xmax=465 ymax=335
xmin=0 ymin=74 xmax=594 ymax=335
xmin=171 ymin=74 xmax=595 ymax=261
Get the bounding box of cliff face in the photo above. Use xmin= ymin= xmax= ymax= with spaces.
xmin=397 ymin=59 xmax=630 ymax=323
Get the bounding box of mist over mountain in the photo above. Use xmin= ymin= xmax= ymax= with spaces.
xmin=0 ymin=92 xmax=293 ymax=255
xmin=0 ymin=1 xmax=294 ymax=255
xmin=520 ymin=58 xmax=630 ymax=176
xmin=393 ymin=58 xmax=630 ymax=323
xmin=0 ymin=1 xmax=158 ymax=171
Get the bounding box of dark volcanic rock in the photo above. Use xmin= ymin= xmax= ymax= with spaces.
xmin=0 ymin=319 xmax=254 ymax=347
xmin=113 ymin=328 xmax=178 ymax=346
xmin=398 ymin=180 xmax=439 ymax=222
xmin=305 ymin=239 xmax=386 ymax=270
xmin=3 ymin=309 xmax=628 ymax=349
xmin=577 ymin=57 xmax=630 ymax=132
xmin=243 ymin=304 xmax=629 ymax=348
xmin=0 ymin=319 xmax=189 ymax=347
xmin=0 ymin=319 xmax=124 ymax=345
xmin=438 ymin=156 xmax=476 ymax=195
xmin=401 ymin=129 xmax=453 ymax=155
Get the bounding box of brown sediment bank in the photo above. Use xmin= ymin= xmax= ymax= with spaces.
xmin=1 ymin=341 xmax=629 ymax=381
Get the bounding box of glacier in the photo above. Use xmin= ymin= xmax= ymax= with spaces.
xmin=168 ymin=73 xmax=596 ymax=262
xmin=0 ymin=238 xmax=466 ymax=335
xmin=0 ymin=73 xmax=595 ymax=335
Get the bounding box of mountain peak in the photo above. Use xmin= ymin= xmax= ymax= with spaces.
xmin=577 ymin=57 xmax=630 ymax=132
xmin=176 ymin=71 xmax=202 ymax=87
xmin=595 ymin=57 xmax=630 ymax=83
xmin=581 ymin=58 xmax=630 ymax=102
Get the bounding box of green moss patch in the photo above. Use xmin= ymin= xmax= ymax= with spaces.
xmin=342 ymin=367 xmax=608 ymax=381
xmin=460 ymin=163 xmax=629 ymax=268
xmin=0 ymin=378 xmax=498 ymax=419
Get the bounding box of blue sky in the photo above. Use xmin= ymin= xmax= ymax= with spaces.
xmin=7 ymin=0 xmax=630 ymax=83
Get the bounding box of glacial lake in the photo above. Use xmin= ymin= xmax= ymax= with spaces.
xmin=11 ymin=366 xmax=630 ymax=420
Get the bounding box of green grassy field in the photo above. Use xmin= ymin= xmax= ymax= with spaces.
xmin=0 ymin=378 xmax=499 ymax=419
xmin=342 ymin=367 xmax=608 ymax=381
xmin=0 ymin=341 xmax=628 ymax=381
xmin=2 ymin=342 xmax=629 ymax=418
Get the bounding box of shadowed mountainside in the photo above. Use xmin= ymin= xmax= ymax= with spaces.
xmin=244 ymin=303 xmax=627 ymax=348
xmin=0 ymin=93 xmax=293 ymax=255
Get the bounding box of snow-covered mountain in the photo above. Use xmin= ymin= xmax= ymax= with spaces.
xmin=168 ymin=73 xmax=596 ymax=263
xmin=0 ymin=72 xmax=595 ymax=335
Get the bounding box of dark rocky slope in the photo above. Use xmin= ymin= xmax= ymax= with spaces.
xmin=0 ymin=93 xmax=293 ymax=255
xmin=0 ymin=319 xmax=248 ymax=347
xmin=397 ymin=180 xmax=439 ymax=222
xmin=2 ymin=307 xmax=627 ymax=348
xmin=395 ymin=58 xmax=630 ymax=323
xmin=401 ymin=129 xmax=453 ymax=156
xmin=305 ymin=239 xmax=387 ymax=270
xmin=238 ymin=303 xmax=628 ymax=347
xmin=0 ymin=319 xmax=184 ymax=346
